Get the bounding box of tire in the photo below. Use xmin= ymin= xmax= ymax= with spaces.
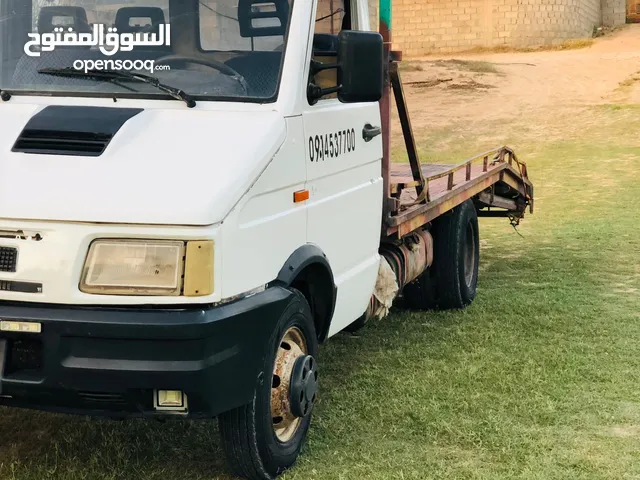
xmin=432 ymin=199 xmax=480 ymax=309
xmin=404 ymin=199 xmax=480 ymax=310
xmin=219 ymin=290 xmax=318 ymax=480
xmin=402 ymin=265 xmax=438 ymax=311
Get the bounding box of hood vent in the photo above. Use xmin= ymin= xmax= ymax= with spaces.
xmin=12 ymin=105 xmax=143 ymax=157
xmin=13 ymin=130 xmax=112 ymax=157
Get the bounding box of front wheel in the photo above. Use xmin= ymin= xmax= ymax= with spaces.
xmin=219 ymin=290 xmax=318 ymax=480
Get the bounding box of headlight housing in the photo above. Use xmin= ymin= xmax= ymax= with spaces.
xmin=80 ymin=239 xmax=185 ymax=295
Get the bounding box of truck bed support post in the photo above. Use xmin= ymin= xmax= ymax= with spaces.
xmin=390 ymin=63 xmax=427 ymax=202
xmin=379 ymin=0 xmax=395 ymax=219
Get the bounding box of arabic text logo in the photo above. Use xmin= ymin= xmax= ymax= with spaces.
xmin=24 ymin=24 xmax=171 ymax=57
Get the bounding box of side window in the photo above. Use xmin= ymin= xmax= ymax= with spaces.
xmin=199 ymin=0 xmax=292 ymax=52
xmin=31 ymin=1 xmax=170 ymax=32
xmin=310 ymin=0 xmax=347 ymax=103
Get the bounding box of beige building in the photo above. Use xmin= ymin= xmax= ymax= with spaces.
xmin=368 ymin=0 xmax=626 ymax=56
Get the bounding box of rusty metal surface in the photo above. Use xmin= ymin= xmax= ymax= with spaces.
xmin=380 ymin=228 xmax=433 ymax=290
xmin=477 ymin=191 xmax=518 ymax=210
xmin=390 ymin=163 xmax=452 ymax=181
xmin=391 ymin=172 xmax=502 ymax=238
xmin=402 ymin=229 xmax=432 ymax=286
xmin=416 ymin=229 xmax=434 ymax=268
xmin=384 ymin=146 xmax=533 ymax=238
xmin=392 ymin=163 xmax=501 ymax=205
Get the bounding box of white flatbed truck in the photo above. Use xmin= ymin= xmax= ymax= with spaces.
xmin=0 ymin=0 xmax=533 ymax=478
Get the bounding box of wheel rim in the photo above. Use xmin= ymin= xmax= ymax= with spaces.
xmin=463 ymin=222 xmax=477 ymax=288
xmin=270 ymin=327 xmax=308 ymax=443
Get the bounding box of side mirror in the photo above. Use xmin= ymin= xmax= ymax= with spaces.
xmin=308 ymin=30 xmax=384 ymax=104
xmin=337 ymin=30 xmax=384 ymax=103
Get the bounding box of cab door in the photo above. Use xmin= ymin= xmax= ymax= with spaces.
xmin=302 ymin=0 xmax=383 ymax=337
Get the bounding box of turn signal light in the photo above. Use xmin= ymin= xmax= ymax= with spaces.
xmin=294 ymin=190 xmax=310 ymax=203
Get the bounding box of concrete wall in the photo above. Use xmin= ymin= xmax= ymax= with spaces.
xmin=370 ymin=0 xmax=625 ymax=56
xmin=602 ymin=0 xmax=626 ymax=26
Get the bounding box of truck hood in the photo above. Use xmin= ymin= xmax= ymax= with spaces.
xmin=0 ymin=103 xmax=286 ymax=226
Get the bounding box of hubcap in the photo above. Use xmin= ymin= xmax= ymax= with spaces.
xmin=289 ymin=355 xmax=319 ymax=418
xmin=463 ymin=222 xmax=476 ymax=287
xmin=270 ymin=327 xmax=314 ymax=443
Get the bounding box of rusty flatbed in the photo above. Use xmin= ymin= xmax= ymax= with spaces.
xmin=384 ymin=147 xmax=533 ymax=238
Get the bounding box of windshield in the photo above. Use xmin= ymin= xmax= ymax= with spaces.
xmin=0 ymin=0 xmax=293 ymax=102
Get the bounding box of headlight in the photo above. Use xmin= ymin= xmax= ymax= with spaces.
xmin=80 ymin=239 xmax=185 ymax=295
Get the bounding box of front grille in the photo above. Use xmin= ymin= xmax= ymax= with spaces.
xmin=5 ymin=338 xmax=43 ymax=375
xmin=0 ymin=247 xmax=17 ymax=272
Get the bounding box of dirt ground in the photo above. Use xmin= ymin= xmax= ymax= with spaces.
xmin=392 ymin=24 xmax=640 ymax=151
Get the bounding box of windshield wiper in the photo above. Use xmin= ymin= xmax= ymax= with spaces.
xmin=38 ymin=67 xmax=196 ymax=108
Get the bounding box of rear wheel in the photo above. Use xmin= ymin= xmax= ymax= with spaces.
xmin=402 ymin=265 xmax=438 ymax=311
xmin=404 ymin=200 xmax=480 ymax=310
xmin=219 ymin=290 xmax=318 ymax=480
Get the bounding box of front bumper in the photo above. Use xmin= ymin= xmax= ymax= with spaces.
xmin=0 ymin=287 xmax=292 ymax=419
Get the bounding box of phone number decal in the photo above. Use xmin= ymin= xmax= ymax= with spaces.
xmin=309 ymin=128 xmax=356 ymax=162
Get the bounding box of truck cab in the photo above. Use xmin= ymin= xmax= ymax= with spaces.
xmin=0 ymin=1 xmax=533 ymax=478
xmin=0 ymin=0 xmax=386 ymax=478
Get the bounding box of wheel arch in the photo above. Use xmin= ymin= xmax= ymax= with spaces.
xmin=270 ymin=244 xmax=337 ymax=343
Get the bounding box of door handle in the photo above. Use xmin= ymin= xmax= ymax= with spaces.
xmin=362 ymin=123 xmax=382 ymax=142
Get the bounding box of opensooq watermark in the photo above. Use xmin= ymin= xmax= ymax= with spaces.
xmin=72 ymin=58 xmax=169 ymax=74
xmin=23 ymin=23 xmax=171 ymax=73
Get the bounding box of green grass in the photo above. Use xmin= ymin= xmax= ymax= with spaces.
xmin=460 ymin=38 xmax=595 ymax=55
xmin=617 ymin=72 xmax=640 ymax=92
xmin=400 ymin=37 xmax=595 ymax=59
xmin=400 ymin=60 xmax=500 ymax=75
xmin=434 ymin=60 xmax=501 ymax=74
xmin=2 ymin=105 xmax=640 ymax=479
xmin=399 ymin=61 xmax=426 ymax=72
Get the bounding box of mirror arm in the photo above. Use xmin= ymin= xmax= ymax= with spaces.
xmin=310 ymin=59 xmax=340 ymax=75
xmin=307 ymin=83 xmax=342 ymax=104
xmin=307 ymin=59 xmax=343 ymax=103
